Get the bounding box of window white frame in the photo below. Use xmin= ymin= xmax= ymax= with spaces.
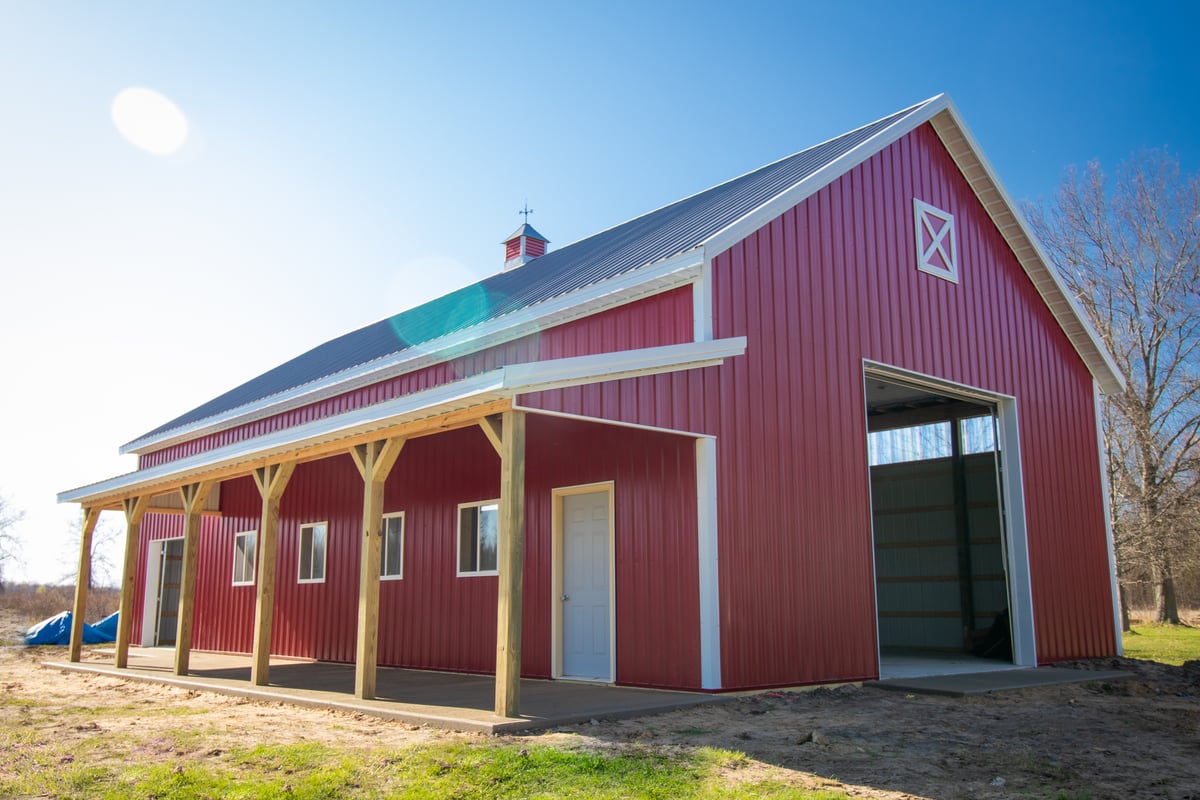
xmin=297 ymin=521 xmax=328 ymax=584
xmin=914 ymin=198 xmax=959 ymax=283
xmin=232 ymin=530 xmax=257 ymax=586
xmin=381 ymin=511 xmax=405 ymax=581
xmin=456 ymin=500 xmax=500 ymax=576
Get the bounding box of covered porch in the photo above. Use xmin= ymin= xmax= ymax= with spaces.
xmin=48 ymin=647 xmax=720 ymax=733
xmin=57 ymin=339 xmax=744 ymax=718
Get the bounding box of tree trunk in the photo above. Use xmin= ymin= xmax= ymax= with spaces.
xmin=1155 ymin=573 xmax=1181 ymax=624
xmin=1119 ymin=583 xmax=1132 ymax=632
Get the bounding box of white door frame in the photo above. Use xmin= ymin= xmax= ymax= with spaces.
xmin=551 ymin=481 xmax=616 ymax=681
xmin=863 ymin=361 xmax=1037 ymax=669
xmin=142 ymin=536 xmax=185 ymax=647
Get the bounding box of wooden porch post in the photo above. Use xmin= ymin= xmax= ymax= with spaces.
xmin=115 ymin=496 xmax=151 ymax=668
xmin=250 ymin=461 xmax=296 ymax=686
xmin=350 ymin=437 xmax=405 ymax=700
xmin=68 ymin=507 xmax=101 ymax=663
xmin=174 ymin=481 xmax=215 ymax=676
xmin=494 ymin=409 xmax=526 ymax=718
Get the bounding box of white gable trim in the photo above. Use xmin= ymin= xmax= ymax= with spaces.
xmin=696 ymin=93 xmax=1123 ymax=396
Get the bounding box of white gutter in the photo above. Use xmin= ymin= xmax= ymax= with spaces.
xmin=61 ymin=337 xmax=746 ymax=506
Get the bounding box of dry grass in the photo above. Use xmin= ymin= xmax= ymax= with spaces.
xmin=0 ymin=583 xmax=120 ymax=644
xmin=1126 ymin=606 xmax=1200 ymax=627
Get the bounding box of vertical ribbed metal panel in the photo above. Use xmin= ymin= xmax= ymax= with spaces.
xmin=133 ymin=415 xmax=698 ymax=689
xmin=139 ymin=288 xmax=693 ymax=469
xmin=524 ymin=123 xmax=1114 ymax=686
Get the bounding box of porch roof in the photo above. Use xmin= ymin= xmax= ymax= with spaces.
xmin=58 ymin=337 xmax=745 ymax=509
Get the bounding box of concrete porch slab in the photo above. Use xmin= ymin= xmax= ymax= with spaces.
xmin=868 ymin=666 xmax=1132 ymax=697
xmin=45 ymin=647 xmax=722 ymax=733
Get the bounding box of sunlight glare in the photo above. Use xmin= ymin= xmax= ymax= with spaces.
xmin=111 ymin=87 xmax=189 ymax=155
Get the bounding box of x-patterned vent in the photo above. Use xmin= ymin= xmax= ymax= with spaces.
xmin=913 ymin=198 xmax=958 ymax=283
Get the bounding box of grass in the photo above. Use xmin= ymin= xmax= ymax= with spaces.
xmin=0 ymin=739 xmax=847 ymax=799
xmin=1122 ymin=622 xmax=1200 ymax=666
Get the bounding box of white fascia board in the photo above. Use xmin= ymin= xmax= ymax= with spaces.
xmin=700 ymin=94 xmax=950 ymax=259
xmin=928 ymin=103 xmax=1125 ymax=395
xmin=499 ymin=337 xmax=746 ymax=393
xmin=121 ymin=249 xmax=706 ymax=456
xmin=60 ymin=372 xmax=508 ymax=506
xmin=62 ymin=337 xmax=745 ymax=507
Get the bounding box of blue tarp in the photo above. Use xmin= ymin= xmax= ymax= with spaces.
xmin=92 ymin=612 xmax=119 ymax=639
xmin=22 ymin=611 xmax=117 ymax=646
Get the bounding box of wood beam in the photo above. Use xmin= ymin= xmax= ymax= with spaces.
xmin=68 ymin=507 xmax=101 ymax=663
xmin=174 ymin=481 xmax=215 ymax=676
xmin=250 ymin=461 xmax=296 ymax=686
xmin=81 ymin=400 xmax=512 ymax=513
xmin=114 ymin=495 xmax=152 ymax=668
xmin=478 ymin=415 xmax=503 ymax=457
xmin=353 ymin=437 xmax=405 ymax=700
xmin=494 ymin=409 xmax=526 ymax=718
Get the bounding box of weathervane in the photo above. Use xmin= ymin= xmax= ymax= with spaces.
xmin=519 ymin=201 xmax=533 ymax=223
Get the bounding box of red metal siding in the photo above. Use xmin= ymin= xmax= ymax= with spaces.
xmin=524 ymin=123 xmax=1115 ymax=686
xmin=132 ymin=414 xmax=700 ymax=688
xmin=140 ymin=287 xmax=693 ymax=468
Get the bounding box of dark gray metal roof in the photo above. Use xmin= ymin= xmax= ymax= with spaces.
xmin=134 ymin=98 xmax=935 ymax=444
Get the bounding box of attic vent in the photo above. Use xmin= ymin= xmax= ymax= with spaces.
xmin=914 ymin=199 xmax=958 ymax=283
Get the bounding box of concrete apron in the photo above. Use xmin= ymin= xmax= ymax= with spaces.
xmin=45 ymin=647 xmax=723 ymax=734
xmin=869 ymin=666 xmax=1133 ymax=697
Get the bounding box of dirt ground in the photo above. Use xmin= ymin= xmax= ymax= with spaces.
xmin=2 ymin=614 xmax=1197 ymax=799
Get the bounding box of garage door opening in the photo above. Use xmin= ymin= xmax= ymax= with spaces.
xmin=865 ymin=372 xmax=1022 ymax=679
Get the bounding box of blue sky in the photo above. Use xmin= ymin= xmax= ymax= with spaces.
xmin=2 ymin=1 xmax=1197 ymax=584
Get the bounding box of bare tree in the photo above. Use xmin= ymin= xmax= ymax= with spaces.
xmin=62 ymin=514 xmax=124 ymax=590
xmin=0 ymin=494 xmax=25 ymax=591
xmin=1027 ymin=149 xmax=1200 ymax=625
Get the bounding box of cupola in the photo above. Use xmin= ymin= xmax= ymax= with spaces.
xmin=502 ymin=206 xmax=549 ymax=270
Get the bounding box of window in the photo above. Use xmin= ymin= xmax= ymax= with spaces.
xmin=868 ymin=421 xmax=952 ymax=466
xmin=381 ymin=512 xmax=404 ymax=580
xmin=232 ymin=530 xmax=256 ymax=586
xmin=457 ymin=501 xmax=499 ymax=576
xmin=914 ymin=198 xmax=958 ymax=283
xmin=298 ymin=522 xmax=327 ymax=583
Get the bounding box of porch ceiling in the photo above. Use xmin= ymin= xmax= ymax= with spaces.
xmin=58 ymin=337 xmax=746 ymax=510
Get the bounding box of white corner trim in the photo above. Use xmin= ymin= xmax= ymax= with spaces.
xmin=692 ymin=259 xmax=713 ymax=342
xmin=701 ymin=94 xmax=949 ymax=259
xmin=696 ymin=436 xmax=721 ymax=690
xmin=122 ymin=249 xmax=706 ymax=456
xmin=1095 ymin=381 xmax=1123 ymax=655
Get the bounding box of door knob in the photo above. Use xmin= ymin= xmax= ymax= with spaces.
xmin=560 ymin=594 xmax=569 ymax=601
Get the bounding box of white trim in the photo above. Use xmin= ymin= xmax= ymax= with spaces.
xmin=232 ymin=529 xmax=257 ymax=587
xmin=62 ymin=338 xmax=745 ymax=507
xmin=862 ymin=361 xmax=1037 ymax=668
xmin=122 ymin=251 xmax=706 ymax=455
xmin=142 ymin=539 xmax=166 ymax=646
xmin=695 ymin=437 xmax=721 ymax=689
xmin=297 ymin=521 xmax=328 ymax=584
xmin=701 ymin=95 xmax=949 ymax=259
xmin=926 ymin=103 xmax=1124 ymax=395
xmin=551 ymin=481 xmax=616 ymax=682
xmin=456 ymin=500 xmax=500 ymax=577
xmin=512 ymin=403 xmax=708 ymax=439
xmin=1095 ymin=381 xmax=1123 ymax=655
xmin=691 ymin=260 xmax=713 ymax=342
xmin=913 ymin=198 xmax=959 ymax=283
xmin=380 ymin=511 xmax=405 ymax=582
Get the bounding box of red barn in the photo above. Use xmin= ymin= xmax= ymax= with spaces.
xmin=60 ymin=94 xmax=1123 ymax=713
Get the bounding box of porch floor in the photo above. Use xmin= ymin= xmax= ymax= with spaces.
xmin=46 ymin=647 xmax=721 ymax=733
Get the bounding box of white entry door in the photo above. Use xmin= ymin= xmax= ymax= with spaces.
xmin=561 ymin=490 xmax=612 ymax=680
